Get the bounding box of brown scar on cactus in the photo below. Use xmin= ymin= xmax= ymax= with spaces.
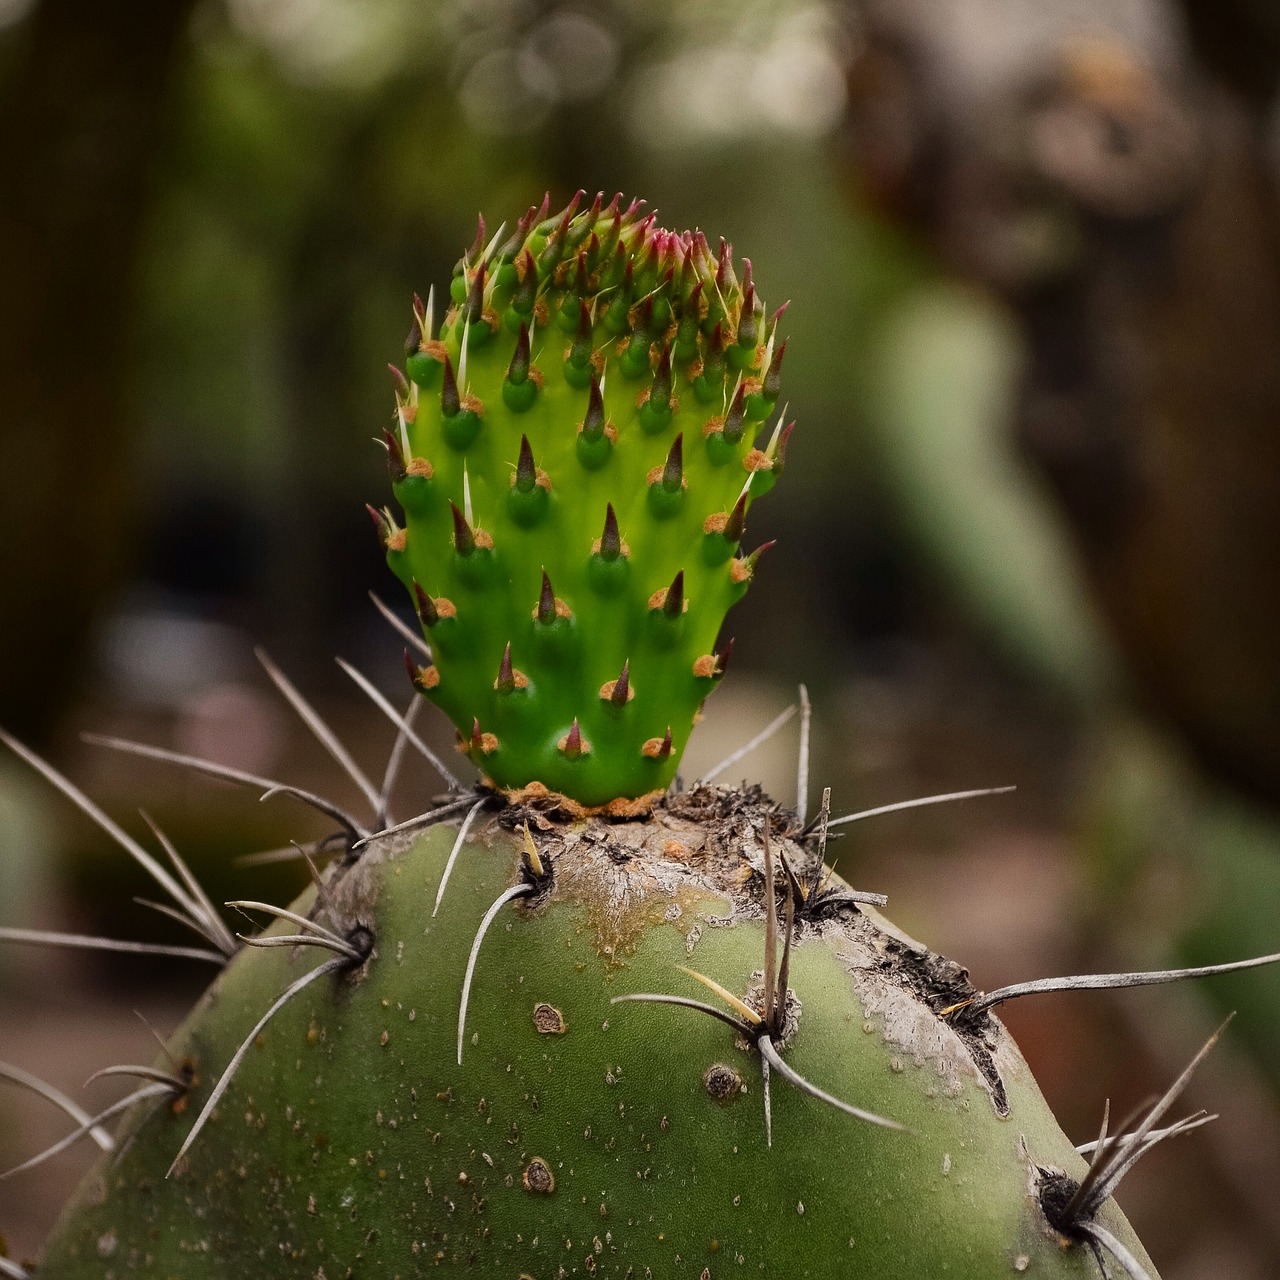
xmin=612 ymin=815 xmax=907 ymax=1147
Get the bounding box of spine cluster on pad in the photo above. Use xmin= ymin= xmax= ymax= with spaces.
xmin=375 ymin=192 xmax=791 ymax=805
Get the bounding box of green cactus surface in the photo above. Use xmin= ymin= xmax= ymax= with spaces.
xmin=9 ymin=193 xmax=1224 ymax=1280
xmin=36 ymin=796 xmax=1157 ymax=1278
xmin=379 ymin=194 xmax=790 ymax=807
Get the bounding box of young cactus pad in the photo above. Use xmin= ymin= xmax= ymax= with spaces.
xmin=381 ymin=193 xmax=789 ymax=806
xmin=12 ymin=194 xmax=1277 ymax=1280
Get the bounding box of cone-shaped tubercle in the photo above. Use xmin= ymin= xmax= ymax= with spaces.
xmin=564 ymin=300 xmax=595 ymax=389
xmin=665 ymin=570 xmax=685 ymax=618
xmin=384 ymin=428 xmax=406 ymax=484
xmin=441 ymin=354 xmax=461 ymax=418
xmin=620 ymin=295 xmax=655 ymax=378
xmin=515 ymin=436 xmax=538 ymax=493
xmin=724 ymin=491 xmax=748 ymax=543
xmin=404 ymin=647 xmax=437 ymax=695
xmin=412 ymin=579 xmax=439 ymax=628
xmin=717 ymin=637 xmax=734 ymax=677
xmin=510 ymin=249 xmax=537 ymax=316
xmin=366 ymin=502 xmax=387 ymax=542
xmin=694 ymin=323 xmax=727 ymax=403
xmin=640 ymin=343 xmax=674 ymax=433
xmin=763 ymin=338 xmax=786 ymax=399
xmin=508 ymin=435 xmax=549 ymax=526
xmin=589 ymin=503 xmax=629 ymax=594
xmin=731 ymin=540 xmax=775 ymax=591
xmin=450 ymin=501 xmax=475 ymax=556
xmin=560 ymin=718 xmax=587 ymax=760
xmin=538 ymin=572 xmax=557 ymax=624
xmin=462 ymin=260 xmax=487 ymax=326
xmin=503 ymin=323 xmax=538 ymax=411
xmin=580 ymin=375 xmax=607 ymax=443
xmin=599 ymin=504 xmax=623 ymax=562
xmin=674 ymin=281 xmax=702 ymax=362
xmin=648 ymin=434 xmax=685 ymax=518
xmin=661 ymin=434 xmax=683 ymax=492
xmin=495 ymin=642 xmax=515 ymax=694
xmin=507 ymin=323 xmax=531 ymax=385
xmin=577 ymin=372 xmax=612 ymax=469
xmin=607 ymin=659 xmax=631 ymax=708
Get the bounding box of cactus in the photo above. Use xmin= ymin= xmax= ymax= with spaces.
xmin=380 ymin=192 xmax=787 ymax=807
xmin=3 ymin=194 xmax=1279 ymax=1280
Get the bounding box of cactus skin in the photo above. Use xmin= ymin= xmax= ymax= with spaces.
xmin=37 ymin=801 xmax=1156 ymax=1278
xmin=383 ymin=194 xmax=788 ymax=806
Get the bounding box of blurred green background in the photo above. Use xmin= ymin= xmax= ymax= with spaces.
xmin=2 ymin=0 xmax=1279 ymax=1274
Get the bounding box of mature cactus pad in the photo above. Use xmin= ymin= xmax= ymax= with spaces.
xmin=379 ymin=194 xmax=789 ymax=806
xmin=37 ymin=795 xmax=1157 ymax=1277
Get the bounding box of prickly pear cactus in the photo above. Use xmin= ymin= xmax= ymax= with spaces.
xmin=377 ymin=192 xmax=788 ymax=806
xmin=11 ymin=194 xmax=1269 ymax=1280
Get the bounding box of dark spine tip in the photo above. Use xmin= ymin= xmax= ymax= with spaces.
xmin=441 ymin=353 xmax=460 ymax=417
xmin=775 ymin=421 xmax=795 ymax=472
xmin=471 ymin=718 xmax=483 ymax=751
xmin=564 ymin=719 xmax=584 ymax=757
xmin=464 ymin=260 xmax=487 ymax=324
xmin=582 ymin=373 xmax=606 ymax=441
xmin=508 ymin=323 xmax=531 ymax=384
xmin=705 ymin=323 xmax=726 ymax=372
xmin=513 ymin=249 xmax=538 ymax=312
xmin=737 ymin=284 xmax=758 ymax=347
xmin=724 ymin=383 xmax=746 ymax=444
xmin=610 ymin=659 xmax=631 ymax=707
xmin=600 ymin=503 xmax=622 ymax=561
xmin=467 ymin=213 xmax=486 ymax=263
xmin=659 ymin=726 xmax=672 ymax=758
xmin=724 ymin=491 xmax=748 ymax=543
xmin=403 ymin=646 xmax=418 ymax=686
xmin=570 ymin=298 xmax=593 ymax=363
xmin=366 ymin=503 xmax=388 ymax=543
xmin=383 ymin=428 xmax=406 ymax=482
xmin=634 ymin=292 xmax=655 ymax=334
xmin=388 ymin=363 xmax=410 ymax=398
xmin=764 ymin=339 xmax=787 ymax=397
xmin=537 ymin=570 xmax=556 ymax=624
xmin=496 ymin=642 xmax=515 ymax=694
xmin=716 ymin=637 xmax=734 ymax=676
xmin=516 ymin=435 xmax=537 ymax=492
xmin=412 ymin=579 xmax=438 ymax=627
xmin=664 ymin=570 xmax=685 ymax=618
xmin=716 ymin=238 xmax=734 ymax=290
xmin=449 ymin=501 xmax=476 ymax=556
xmin=662 ymin=434 xmax=684 ymax=492
xmin=652 ymin=342 xmax=673 ymax=406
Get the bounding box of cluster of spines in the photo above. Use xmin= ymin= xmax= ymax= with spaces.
xmin=373 ymin=192 xmax=792 ymax=806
